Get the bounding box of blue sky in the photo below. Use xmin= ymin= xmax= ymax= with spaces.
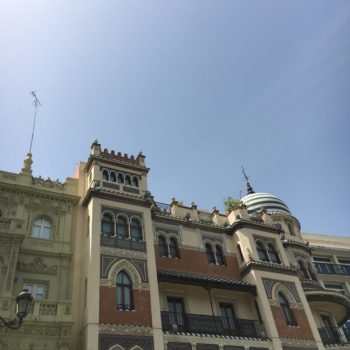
xmin=1 ymin=1 xmax=350 ymax=236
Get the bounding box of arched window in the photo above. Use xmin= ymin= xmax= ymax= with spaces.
xmin=0 ymin=257 xmax=3 ymax=282
xmin=102 ymin=214 xmax=114 ymax=236
xmin=116 ymin=217 xmax=128 ymax=238
xmin=116 ymin=271 xmax=133 ymax=310
xmin=132 ymin=177 xmax=138 ymax=187
xmin=110 ymin=172 xmax=116 ymax=182
xmin=169 ymin=238 xmax=179 ymax=258
xmin=206 ymin=244 xmax=215 ymax=264
xmin=158 ymin=236 xmax=168 ymax=257
xmin=256 ymin=242 xmax=269 ymax=262
xmin=278 ymin=292 xmax=296 ymax=326
xmin=102 ymin=170 xmax=109 ymax=181
xmin=0 ymin=210 xmax=2 ymax=217
xmin=267 ymin=244 xmax=281 ymax=264
xmin=130 ymin=219 xmax=142 ymax=240
xmin=287 ymin=223 xmax=296 ymax=236
xmin=237 ymin=244 xmax=244 ymax=262
xmin=125 ymin=175 xmax=131 ymax=185
xmin=117 ymin=173 xmax=124 ymax=183
xmin=298 ymin=261 xmax=310 ymax=280
xmin=32 ymin=217 xmax=52 ymax=239
xmin=215 ymin=246 xmax=225 ymax=265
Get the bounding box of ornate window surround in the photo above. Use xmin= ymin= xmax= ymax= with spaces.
xmin=214 ymin=295 xmax=240 ymax=318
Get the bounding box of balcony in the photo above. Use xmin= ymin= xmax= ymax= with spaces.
xmin=24 ymin=300 xmax=72 ymax=322
xmin=315 ymin=262 xmax=350 ymax=275
xmin=100 ymin=234 xmax=146 ymax=252
xmin=161 ymin=311 xmax=265 ymax=339
xmin=318 ymin=327 xmax=350 ymax=345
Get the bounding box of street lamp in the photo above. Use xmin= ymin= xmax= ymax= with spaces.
xmin=0 ymin=289 xmax=33 ymax=330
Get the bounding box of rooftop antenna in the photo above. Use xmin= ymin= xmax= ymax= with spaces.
xmin=241 ymin=166 xmax=255 ymax=195
xmin=29 ymin=91 xmax=42 ymax=153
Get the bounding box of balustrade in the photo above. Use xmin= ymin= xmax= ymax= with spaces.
xmin=161 ymin=311 xmax=265 ymax=338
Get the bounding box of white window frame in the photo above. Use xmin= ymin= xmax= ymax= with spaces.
xmin=24 ymin=284 xmax=46 ymax=299
xmin=32 ymin=217 xmax=52 ymax=239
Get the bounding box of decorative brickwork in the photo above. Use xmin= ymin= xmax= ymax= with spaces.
xmin=155 ymin=245 xmax=241 ymax=280
xmin=99 ymin=286 xmax=152 ymax=326
xmin=99 ymin=334 xmax=153 ymax=350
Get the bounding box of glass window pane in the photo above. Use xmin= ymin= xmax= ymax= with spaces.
xmin=32 ymin=226 xmax=41 ymax=237
xmin=117 ymin=217 xmax=126 ymax=224
xmin=43 ymin=219 xmax=51 ymax=226
xmin=43 ymin=227 xmax=51 ymax=239
xmin=25 ymin=285 xmax=33 ymax=293
xmin=34 ymin=218 xmax=43 ymax=224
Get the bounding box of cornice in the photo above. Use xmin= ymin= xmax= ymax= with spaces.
xmin=82 ymin=187 xmax=153 ymax=208
xmin=240 ymin=260 xmax=298 ymax=278
xmin=282 ymin=239 xmax=312 ymax=254
xmin=85 ymin=154 xmax=150 ymax=174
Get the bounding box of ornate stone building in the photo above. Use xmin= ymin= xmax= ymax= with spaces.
xmin=2 ymin=143 xmax=350 ymax=350
xmin=70 ymin=141 xmax=350 ymax=350
xmin=0 ymin=153 xmax=79 ymax=350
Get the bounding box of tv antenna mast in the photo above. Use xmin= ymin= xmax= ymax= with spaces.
xmin=29 ymin=91 xmax=42 ymax=153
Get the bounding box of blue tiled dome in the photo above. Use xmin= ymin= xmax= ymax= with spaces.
xmin=241 ymin=192 xmax=291 ymax=215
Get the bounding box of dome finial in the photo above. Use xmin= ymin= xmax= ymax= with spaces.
xmin=241 ymin=166 xmax=255 ymax=195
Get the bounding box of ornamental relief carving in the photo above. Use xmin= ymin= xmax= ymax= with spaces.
xmin=5 ymin=326 xmax=61 ymax=336
xmin=280 ymin=338 xmax=318 ymax=349
xmin=100 ymin=246 xmax=147 ymax=260
xmin=99 ymin=324 xmax=153 ymax=336
xmin=17 ymin=257 xmax=58 ymax=275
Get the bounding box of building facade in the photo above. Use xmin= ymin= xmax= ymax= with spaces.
xmin=71 ymin=141 xmax=350 ymax=350
xmin=1 ymin=143 xmax=350 ymax=350
xmin=0 ymin=153 xmax=79 ymax=350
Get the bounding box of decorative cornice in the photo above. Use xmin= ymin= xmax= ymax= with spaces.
xmin=99 ymin=324 xmax=153 ymax=336
xmin=17 ymin=257 xmax=58 ymax=275
xmin=100 ymin=246 xmax=147 ymax=260
xmin=31 ymin=176 xmax=66 ymax=191
xmin=280 ymin=338 xmax=318 ymax=349
xmin=240 ymin=260 xmax=298 ymax=278
xmin=282 ymin=240 xmax=312 ymax=254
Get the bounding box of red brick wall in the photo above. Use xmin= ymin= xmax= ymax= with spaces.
xmin=155 ymin=245 xmax=241 ymax=280
xmin=270 ymin=305 xmax=314 ymax=340
xmin=99 ymin=286 xmax=152 ymax=326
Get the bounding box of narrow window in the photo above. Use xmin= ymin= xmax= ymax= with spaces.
xmin=287 ymin=223 xmax=296 ymax=236
xmin=167 ymin=297 xmax=185 ymax=330
xmin=206 ymin=244 xmax=215 ymax=264
xmin=116 ymin=271 xmax=133 ymax=310
xmin=102 ymin=170 xmax=109 ymax=181
xmin=125 ymin=175 xmax=131 ymax=185
xmin=267 ymin=244 xmax=281 ymax=264
xmin=132 ymin=177 xmax=138 ymax=187
xmin=32 ymin=217 xmax=52 ymax=239
xmin=169 ymin=238 xmax=179 ymax=258
xmin=256 ymin=242 xmax=269 ymax=262
xmin=0 ymin=258 xmax=4 ymax=283
xmin=220 ymin=303 xmax=236 ymax=335
xmin=116 ymin=217 xmax=128 ymax=238
xmin=130 ymin=219 xmax=142 ymax=240
xmin=237 ymin=244 xmax=245 ymax=262
xmin=298 ymin=261 xmax=310 ymax=279
xmin=117 ymin=173 xmax=124 ymax=183
xmin=102 ymin=214 xmax=114 ymax=236
xmin=215 ymin=246 xmax=225 ymax=265
xmin=158 ymin=236 xmax=168 ymax=257
xmin=278 ymin=292 xmax=296 ymax=326
xmin=110 ymin=172 xmax=116 ymax=182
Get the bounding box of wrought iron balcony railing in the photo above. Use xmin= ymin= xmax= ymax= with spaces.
xmin=161 ymin=311 xmax=265 ymax=338
xmin=315 ymin=263 xmax=350 ymax=276
xmin=318 ymin=327 xmax=345 ymax=345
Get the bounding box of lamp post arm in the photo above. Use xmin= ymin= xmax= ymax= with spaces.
xmin=0 ymin=315 xmax=23 ymax=330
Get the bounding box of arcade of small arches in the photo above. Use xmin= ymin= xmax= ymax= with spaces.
xmin=255 ymin=240 xmax=281 ymax=264
xmin=204 ymin=242 xmax=226 ymax=266
xmin=296 ymin=258 xmax=316 ymax=281
xmin=157 ymin=233 xmax=180 ymax=259
xmin=102 ymin=212 xmax=143 ymax=240
xmin=102 ymin=169 xmax=139 ymax=187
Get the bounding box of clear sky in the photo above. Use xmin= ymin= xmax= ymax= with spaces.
xmin=1 ymin=1 xmax=349 ymax=237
